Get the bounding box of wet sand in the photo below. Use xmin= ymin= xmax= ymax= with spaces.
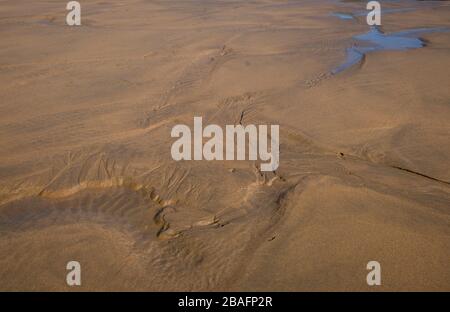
xmin=0 ymin=0 xmax=450 ymax=291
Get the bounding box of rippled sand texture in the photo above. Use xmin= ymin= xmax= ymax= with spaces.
xmin=1 ymin=0 xmax=449 ymax=291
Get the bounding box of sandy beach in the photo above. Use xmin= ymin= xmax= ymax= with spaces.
xmin=0 ymin=0 xmax=449 ymax=291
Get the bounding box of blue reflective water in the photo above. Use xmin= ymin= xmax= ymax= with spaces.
xmin=332 ymin=46 xmax=372 ymax=74
xmin=332 ymin=26 xmax=449 ymax=74
xmin=355 ymin=26 xmax=424 ymax=50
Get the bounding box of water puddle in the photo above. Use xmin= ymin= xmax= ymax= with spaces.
xmin=332 ymin=26 xmax=449 ymax=74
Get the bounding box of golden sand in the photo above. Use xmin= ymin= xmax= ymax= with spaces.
xmin=0 ymin=0 xmax=449 ymax=291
